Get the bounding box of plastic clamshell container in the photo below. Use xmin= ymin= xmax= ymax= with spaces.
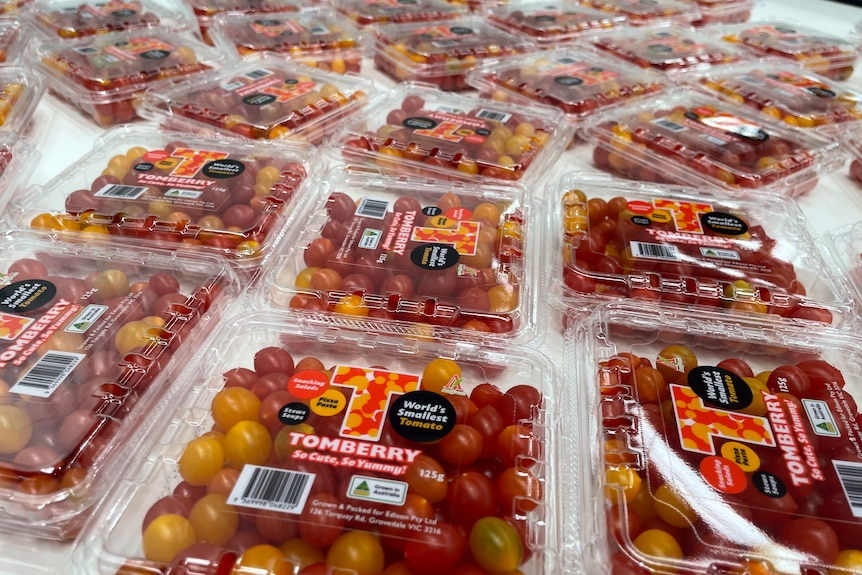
xmin=696 ymin=61 xmax=862 ymax=130
xmin=576 ymin=0 xmax=699 ymax=27
xmin=335 ymin=0 xmax=467 ymax=27
xmin=333 ymin=82 xmax=571 ymax=186
xmin=209 ymin=8 xmax=368 ymax=75
xmin=0 ymin=132 xmax=38 ymax=215
xmin=0 ymin=65 xmax=46 ymax=135
xmin=546 ymin=173 xmax=854 ymax=326
xmin=486 ymin=0 xmax=628 ymax=48
xmin=27 ymin=27 xmax=235 ymax=127
xmin=840 ymin=122 xmax=862 ymax=186
xmin=81 ymin=311 xmax=560 ymax=575
xmin=259 ymin=166 xmax=536 ymax=341
xmin=138 ymin=56 xmax=373 ymax=145
xmin=591 ymin=25 xmax=751 ymax=74
xmin=28 ymin=0 xmax=196 ymax=39
xmin=0 ymin=0 xmax=32 ymax=13
xmin=372 ymin=15 xmax=534 ymax=91
xmin=683 ymin=0 xmax=753 ymax=27
xmin=584 ymin=86 xmax=845 ymax=197
xmin=0 ymin=230 xmax=238 ymax=539
xmin=828 ymin=221 xmax=862 ymax=310
xmin=183 ymin=0 xmax=299 ymax=42
xmin=6 ymin=125 xmax=317 ymax=267
xmin=466 ymin=47 xmax=666 ymax=124
xmin=565 ymin=301 xmax=862 ymax=575
xmin=716 ymin=21 xmax=860 ymax=81
xmin=0 ymin=18 xmax=26 ymax=63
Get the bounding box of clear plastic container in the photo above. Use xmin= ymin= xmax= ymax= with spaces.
xmin=0 ymin=65 xmax=46 ymax=135
xmin=332 ymin=83 xmax=571 ymax=186
xmin=6 ymin=125 xmax=317 ymax=267
xmin=0 ymin=0 xmax=32 ymax=13
xmin=565 ymin=301 xmax=862 ymax=575
xmin=717 ymin=21 xmax=860 ymax=81
xmin=683 ymin=0 xmax=753 ymax=27
xmin=0 ymin=230 xmax=238 ymax=539
xmin=444 ymin=0 xmax=509 ymax=11
xmin=828 ymin=221 xmax=862 ymax=311
xmin=27 ymin=27 xmax=235 ymax=127
xmin=28 ymin=0 xmax=196 ymax=39
xmin=576 ymin=0 xmax=699 ymax=27
xmin=546 ymin=173 xmax=854 ymax=326
xmin=697 ymin=61 xmax=862 ymax=129
xmin=466 ymin=47 xmax=666 ymax=123
xmin=209 ymin=8 xmax=367 ymax=75
xmin=259 ymin=166 xmax=536 ymax=340
xmin=138 ymin=56 xmax=373 ymax=145
xmin=0 ymin=132 xmax=38 ymax=215
xmin=584 ymin=86 xmax=846 ymax=197
xmin=486 ymin=0 xmax=628 ymax=48
xmin=842 ymin=123 xmax=862 ymax=187
xmin=592 ymin=25 xmax=750 ymax=74
xmin=0 ymin=18 xmax=25 ymax=63
xmin=78 ymin=311 xmax=560 ymax=575
xmin=183 ymin=0 xmax=299 ymax=43
xmin=372 ymin=15 xmax=534 ymax=91
xmin=335 ymin=0 xmax=467 ymax=27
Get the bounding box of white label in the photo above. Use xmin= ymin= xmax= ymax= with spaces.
xmin=94 ymin=184 xmax=148 ymax=199
xmin=653 ymin=118 xmax=686 ymax=132
xmin=346 ymin=475 xmax=408 ymax=505
xmin=65 ymin=304 xmax=108 ymax=334
xmin=228 ymin=465 xmax=315 ymax=514
xmin=359 ymin=228 xmax=382 ymax=250
xmin=630 ymin=241 xmax=680 ymax=261
xmin=357 ymin=197 xmax=388 ymax=219
xmin=10 ymin=351 xmax=86 ymax=398
xmin=165 ymin=188 xmax=203 ymax=199
xmin=833 ymin=460 xmax=862 ymax=518
xmin=476 ymin=108 xmax=512 ymax=123
xmin=803 ymin=399 xmax=841 ymax=437
xmin=699 ymin=247 xmax=740 ymax=260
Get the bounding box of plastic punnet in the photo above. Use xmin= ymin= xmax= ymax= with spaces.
xmin=332 ymin=82 xmax=571 ymax=186
xmin=828 ymin=221 xmax=862 ymax=312
xmin=575 ymin=0 xmax=699 ymax=27
xmin=258 ymin=165 xmax=538 ymax=342
xmin=27 ymin=27 xmax=235 ymax=127
xmin=546 ymin=173 xmax=855 ymax=326
xmin=682 ymin=0 xmax=753 ymax=27
xmin=0 ymin=65 xmax=45 ymax=135
xmin=565 ymin=301 xmax=862 ymax=575
xmin=0 ymin=18 xmax=25 ymax=62
xmin=28 ymin=0 xmax=197 ymax=39
xmin=0 ymin=132 xmax=38 ymax=216
xmin=0 ymin=230 xmax=238 ymax=539
xmin=78 ymin=311 xmax=560 ymax=575
xmin=182 ymin=0 xmax=299 ymax=43
xmin=335 ymin=0 xmax=467 ymax=27
xmin=486 ymin=0 xmax=628 ymax=48
xmin=7 ymin=125 xmax=317 ymax=268
xmin=583 ymin=86 xmax=845 ymax=197
xmin=139 ymin=56 xmax=373 ymax=145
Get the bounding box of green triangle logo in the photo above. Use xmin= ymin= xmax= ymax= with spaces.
xmin=353 ymin=481 xmax=370 ymax=496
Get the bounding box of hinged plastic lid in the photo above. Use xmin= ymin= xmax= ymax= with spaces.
xmin=335 ymin=0 xmax=467 ymax=27
xmin=486 ymin=0 xmax=628 ymax=47
xmin=28 ymin=0 xmax=197 ymax=39
xmin=0 ymin=65 xmax=46 ymax=135
xmin=577 ymin=0 xmax=700 ymax=26
xmin=0 ymin=19 xmax=26 ymax=63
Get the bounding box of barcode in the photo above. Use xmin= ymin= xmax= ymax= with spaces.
xmin=834 ymin=460 xmax=862 ymax=518
xmin=10 ymin=351 xmax=85 ymax=398
xmin=653 ymin=118 xmax=686 ymax=132
xmin=245 ymin=68 xmax=272 ymax=80
xmin=228 ymin=465 xmax=315 ymax=514
xmin=357 ymin=197 xmax=388 ymax=219
xmin=630 ymin=241 xmax=680 ymax=261
xmin=476 ymin=109 xmax=512 ymax=123
xmin=94 ymin=184 xmax=148 ymax=199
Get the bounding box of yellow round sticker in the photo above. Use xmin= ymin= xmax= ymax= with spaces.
xmin=310 ymin=388 xmax=347 ymax=417
xmin=720 ymin=441 xmax=761 ymax=472
xmin=429 ymin=215 xmax=456 ymax=229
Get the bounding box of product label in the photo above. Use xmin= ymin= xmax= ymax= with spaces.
xmin=347 ymin=475 xmax=408 ymax=505
xmin=106 ymin=37 xmax=174 ymax=61
xmin=232 ymin=71 xmax=318 ymax=107
xmin=642 ymin=32 xmax=705 ymax=57
xmin=228 ymin=465 xmax=316 ymax=513
xmin=403 ymin=110 xmax=496 ymax=145
xmin=250 ymin=18 xmax=307 ymax=37
xmin=65 ymin=304 xmax=108 ymax=334
xmin=537 ymin=58 xmax=619 ymax=87
xmin=412 ymin=24 xmax=476 ymax=48
xmin=82 ymin=0 xmax=139 ymax=18
xmin=760 ymin=71 xmax=837 ymax=99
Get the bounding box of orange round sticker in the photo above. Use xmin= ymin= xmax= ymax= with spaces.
xmin=700 ymin=456 xmax=747 ymax=494
xmin=143 ymin=149 xmax=170 ymax=163
xmin=445 ymin=207 xmax=473 ymax=221
xmin=288 ymin=370 xmax=330 ymax=399
xmin=626 ymin=200 xmax=653 ymax=215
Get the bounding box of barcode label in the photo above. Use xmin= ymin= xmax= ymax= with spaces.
xmin=653 ymin=118 xmax=686 ymax=132
xmin=10 ymin=351 xmax=86 ymax=398
xmin=94 ymin=184 xmax=148 ymax=199
xmin=834 ymin=460 xmax=862 ymax=518
xmin=228 ymin=465 xmax=315 ymax=513
xmin=476 ymin=109 xmax=512 ymax=123
xmin=357 ymin=197 xmax=388 ymax=219
xmin=245 ymin=68 xmax=272 ymax=80
xmin=630 ymin=241 xmax=680 ymax=261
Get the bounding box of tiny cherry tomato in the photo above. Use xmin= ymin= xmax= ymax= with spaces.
xmin=469 ymin=516 xmax=523 ymax=574
xmin=178 ymin=435 xmax=225 ymax=487
xmin=325 ymin=531 xmax=385 ymax=575
xmin=404 ymin=522 xmax=467 ymax=575
xmin=496 ymin=423 xmax=541 ymax=467
xmin=421 ymin=358 xmax=461 ymax=396
xmin=404 ymin=454 xmax=448 ymax=504
xmin=632 ymin=528 xmax=683 ymax=562
xmin=655 ymin=344 xmax=698 ymax=384
xmin=142 ymin=514 xmax=197 ymax=564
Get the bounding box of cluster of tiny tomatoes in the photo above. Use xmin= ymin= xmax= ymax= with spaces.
xmin=337 ymin=2 xmax=459 ymax=26
xmin=343 ymin=94 xmax=551 ymax=181
xmin=592 ymin=105 xmax=817 ymax=191
xmin=30 ymin=143 xmax=306 ymax=258
xmin=136 ymin=346 xmax=545 ymax=575
xmin=592 ymin=33 xmax=741 ymax=72
xmin=0 ymin=257 xmax=211 ymax=511
xmin=721 ymin=30 xmax=855 ymax=81
xmin=487 ymin=8 xmax=621 ymax=41
xmin=598 ymin=344 xmax=862 ymax=575
xmin=578 ymin=0 xmax=688 ymax=25
xmin=289 ymin=190 xmax=523 ymax=334
xmin=35 ymin=1 xmax=160 ymax=38
xmin=0 ymin=79 xmax=24 ymax=127
xmin=559 ymin=189 xmax=834 ymax=323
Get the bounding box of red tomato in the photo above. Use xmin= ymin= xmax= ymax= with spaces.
xmin=444 ymin=471 xmax=499 ymax=528
xmin=778 ymin=518 xmax=840 ymax=563
xmin=496 ymin=466 xmax=542 ymax=515
xmin=766 ymin=365 xmax=812 ymax=397
xmin=404 ymin=454 xmax=448 ymax=504
xmin=438 ymin=424 xmax=483 ymax=466
xmin=403 ymin=522 xmax=467 ymax=575
xmin=493 ymin=384 xmax=542 ymax=426
xmin=467 ymin=406 xmax=505 ymax=460
xmin=496 ymin=424 xmax=541 ymax=468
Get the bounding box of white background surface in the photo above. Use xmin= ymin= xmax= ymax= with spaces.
xmin=6 ymin=0 xmax=862 ymax=573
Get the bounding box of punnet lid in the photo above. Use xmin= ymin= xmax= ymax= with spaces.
xmin=28 ymin=0 xmax=197 ymax=39
xmin=486 ymin=0 xmax=628 ymax=46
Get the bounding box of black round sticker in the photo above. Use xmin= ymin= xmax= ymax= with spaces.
xmin=534 ymin=15 xmax=557 ymax=22
xmin=805 ymin=86 xmax=836 ymax=98
xmin=388 ymin=391 xmax=456 ymax=443
xmin=404 ymin=117 xmax=436 ymax=130
xmin=0 ymin=280 xmax=57 ymax=313
xmin=255 ymin=18 xmax=283 ymax=26
xmin=631 ymin=215 xmax=651 ymax=226
xmin=111 ymin=8 xmax=137 ymax=17
xmin=752 ymin=471 xmax=787 ymax=498
xmin=398 ymin=0 xmax=418 ymax=4
xmin=410 ymin=243 xmax=459 ymax=270
xmin=701 ymin=212 xmax=748 ymax=236
xmin=688 ymin=366 xmax=754 ymax=411
xmin=202 ymin=159 xmax=245 ymax=179
xmin=554 ymin=76 xmax=584 ymax=86
xmin=422 ymin=206 xmax=443 ymax=216
xmin=134 ymin=162 xmax=154 ymax=172
xmin=774 ymin=25 xmax=797 ymax=34
xmin=647 ymin=44 xmax=673 ymax=53
xmin=278 ymin=402 xmax=310 ymax=426
xmin=450 ymin=26 xmax=474 ymax=35
xmin=140 ymin=49 xmax=170 ymax=60
xmin=243 ymin=93 xmax=277 ymax=106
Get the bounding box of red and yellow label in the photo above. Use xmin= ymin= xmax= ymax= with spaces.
xmin=411 ymin=220 xmax=479 ymax=256
xmin=333 ymin=366 xmax=420 ymax=441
